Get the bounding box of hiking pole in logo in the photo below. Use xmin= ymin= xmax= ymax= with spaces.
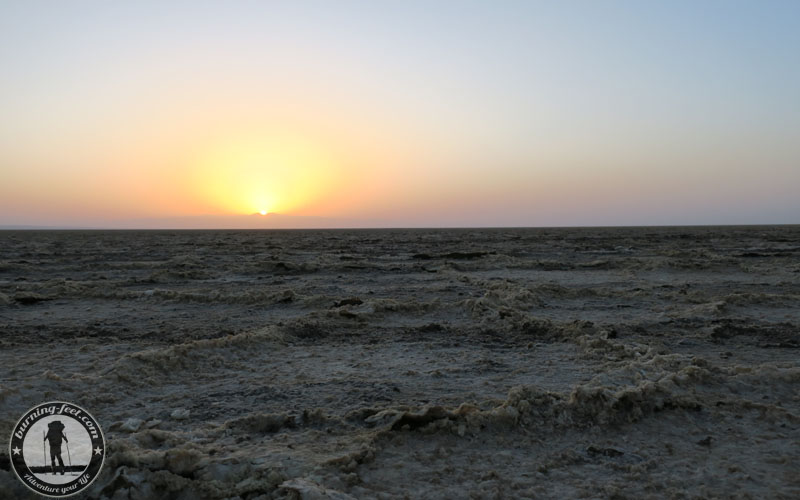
xmin=65 ymin=438 xmax=76 ymax=476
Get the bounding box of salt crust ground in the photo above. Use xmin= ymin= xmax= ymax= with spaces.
xmin=1 ymin=226 xmax=799 ymax=499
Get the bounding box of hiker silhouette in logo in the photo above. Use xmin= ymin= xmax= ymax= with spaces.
xmin=44 ymin=421 xmax=68 ymax=475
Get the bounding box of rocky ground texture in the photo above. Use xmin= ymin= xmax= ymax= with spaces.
xmin=1 ymin=226 xmax=799 ymax=499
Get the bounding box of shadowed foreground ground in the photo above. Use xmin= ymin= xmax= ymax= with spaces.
xmin=1 ymin=226 xmax=799 ymax=498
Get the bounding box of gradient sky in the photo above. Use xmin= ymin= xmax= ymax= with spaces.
xmin=1 ymin=0 xmax=799 ymax=227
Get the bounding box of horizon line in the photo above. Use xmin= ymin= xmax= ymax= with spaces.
xmin=1 ymin=222 xmax=798 ymax=231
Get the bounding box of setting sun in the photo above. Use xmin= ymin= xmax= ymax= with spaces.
xmin=188 ymin=131 xmax=343 ymax=217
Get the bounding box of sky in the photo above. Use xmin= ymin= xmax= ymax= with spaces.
xmin=1 ymin=0 xmax=798 ymax=228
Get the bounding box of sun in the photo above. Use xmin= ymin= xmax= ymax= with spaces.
xmin=191 ymin=133 xmax=342 ymax=217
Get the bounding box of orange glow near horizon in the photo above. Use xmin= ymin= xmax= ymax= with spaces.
xmin=188 ymin=132 xmax=345 ymax=216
